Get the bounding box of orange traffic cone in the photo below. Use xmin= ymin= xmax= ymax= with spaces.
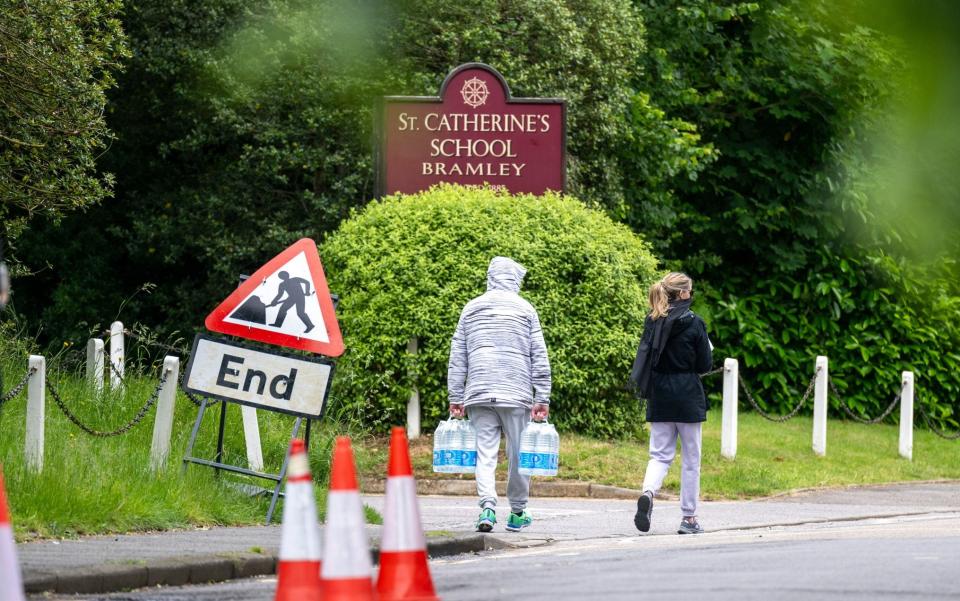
xmin=275 ymin=439 xmax=323 ymax=601
xmin=0 ymin=466 xmax=26 ymax=601
xmin=321 ymin=436 xmax=376 ymax=601
xmin=377 ymin=427 xmax=440 ymax=601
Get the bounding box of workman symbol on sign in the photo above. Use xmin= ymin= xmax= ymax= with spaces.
xmin=267 ymin=271 xmax=316 ymax=333
xmin=208 ymin=239 xmax=342 ymax=355
xmin=228 ymin=271 xmax=315 ymax=334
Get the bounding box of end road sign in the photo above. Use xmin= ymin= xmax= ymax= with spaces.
xmin=183 ymin=335 xmax=334 ymax=419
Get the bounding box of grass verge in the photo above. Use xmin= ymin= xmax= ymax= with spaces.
xmin=2 ymin=352 xmax=958 ymax=540
xmin=0 ymin=355 xmax=379 ymax=541
xmin=352 ymin=411 xmax=960 ymax=498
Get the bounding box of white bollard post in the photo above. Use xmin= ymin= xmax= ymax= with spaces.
xmin=812 ymin=355 xmax=829 ymax=456
xmin=899 ymin=371 xmax=914 ymax=461
xmin=86 ymin=338 xmax=104 ymax=395
xmin=150 ymin=356 xmax=180 ymax=471
xmin=407 ymin=337 xmax=421 ymax=439
xmin=109 ymin=321 xmax=124 ymax=390
xmin=241 ymin=406 xmax=264 ymax=472
xmin=25 ymin=355 xmax=45 ymax=473
xmin=721 ymin=358 xmax=739 ymax=459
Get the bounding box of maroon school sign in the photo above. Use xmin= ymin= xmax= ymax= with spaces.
xmin=376 ymin=63 xmax=566 ymax=196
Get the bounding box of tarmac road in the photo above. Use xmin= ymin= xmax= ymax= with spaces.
xmin=31 ymin=483 xmax=960 ymax=601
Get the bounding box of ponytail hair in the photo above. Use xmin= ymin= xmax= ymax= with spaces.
xmin=648 ymin=272 xmax=693 ymax=320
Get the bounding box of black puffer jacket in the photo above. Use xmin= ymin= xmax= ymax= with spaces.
xmin=644 ymin=310 xmax=712 ymax=423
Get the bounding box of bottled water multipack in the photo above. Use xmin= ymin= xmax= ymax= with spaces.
xmin=518 ymin=420 xmax=560 ymax=477
xmin=432 ymin=418 xmax=477 ymax=474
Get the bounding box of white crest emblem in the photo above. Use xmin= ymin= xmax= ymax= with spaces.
xmin=460 ymin=77 xmax=490 ymax=109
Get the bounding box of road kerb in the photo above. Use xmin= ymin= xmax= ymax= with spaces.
xmin=22 ymin=532 xmax=499 ymax=595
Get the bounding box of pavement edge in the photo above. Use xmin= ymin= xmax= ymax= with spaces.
xmin=23 ymin=532 xmax=498 ymax=595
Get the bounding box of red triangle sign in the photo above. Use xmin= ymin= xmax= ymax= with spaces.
xmin=205 ymin=238 xmax=344 ymax=357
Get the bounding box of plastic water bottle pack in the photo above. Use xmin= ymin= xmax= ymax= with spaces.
xmin=432 ymin=418 xmax=477 ymax=474
xmin=518 ymin=419 xmax=560 ymax=477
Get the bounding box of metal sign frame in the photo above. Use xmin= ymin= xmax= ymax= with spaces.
xmin=180 ymin=334 xmax=335 ymax=523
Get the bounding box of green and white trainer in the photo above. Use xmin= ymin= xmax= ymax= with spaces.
xmin=476 ymin=508 xmax=497 ymax=532
xmin=505 ymin=510 xmax=532 ymax=532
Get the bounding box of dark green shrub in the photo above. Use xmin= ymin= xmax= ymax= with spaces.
xmin=707 ymin=251 xmax=960 ymax=429
xmin=320 ymin=185 xmax=660 ymax=438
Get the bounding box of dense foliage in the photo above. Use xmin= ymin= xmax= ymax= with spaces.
xmin=5 ymin=0 xmax=958 ymax=430
xmin=0 ymin=0 xmax=127 ymax=245
xmin=625 ymin=0 xmax=959 ymax=425
xmin=321 ymin=186 xmax=659 ymax=437
xmin=13 ymin=0 xmax=653 ymax=342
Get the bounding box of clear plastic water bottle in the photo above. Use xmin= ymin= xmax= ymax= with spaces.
xmin=540 ymin=421 xmax=560 ymax=477
xmin=432 ymin=419 xmax=450 ymax=473
xmin=443 ymin=419 xmax=461 ymax=473
xmin=518 ymin=421 xmax=541 ymax=476
xmin=459 ymin=419 xmax=477 ymax=473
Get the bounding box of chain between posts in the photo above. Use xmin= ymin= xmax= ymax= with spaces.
xmin=178 ymin=368 xmax=214 ymax=408
xmin=106 ymin=327 xmax=204 ymax=407
xmin=123 ymin=328 xmax=190 ymax=357
xmin=832 ymin=378 xmax=904 ymax=425
xmin=739 ymin=366 xmax=820 ymax=423
xmin=0 ymin=367 xmax=36 ymax=407
xmin=107 ymin=356 xmax=126 ymax=384
xmin=47 ymin=368 xmax=170 ymax=437
xmin=700 ymin=367 xmax=723 ymax=379
xmin=917 ymin=402 xmax=960 ymax=440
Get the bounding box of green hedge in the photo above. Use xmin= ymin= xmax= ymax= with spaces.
xmin=707 ymin=252 xmax=960 ymax=429
xmin=320 ymin=185 xmax=660 ymax=438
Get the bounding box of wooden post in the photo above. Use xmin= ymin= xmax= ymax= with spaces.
xmin=721 ymin=358 xmax=739 ymax=459
xmin=110 ymin=321 xmax=124 ymax=390
xmin=150 ymin=356 xmax=180 ymax=471
xmin=86 ymin=338 xmax=104 ymax=394
xmin=899 ymin=371 xmax=914 ymax=461
xmin=407 ymin=337 xmax=421 ymax=439
xmin=812 ymin=355 xmax=828 ymax=456
xmin=26 ymin=355 xmax=45 ymax=473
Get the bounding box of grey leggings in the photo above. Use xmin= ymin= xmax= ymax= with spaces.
xmin=641 ymin=421 xmax=703 ymax=517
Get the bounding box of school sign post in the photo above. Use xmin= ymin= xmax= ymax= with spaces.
xmin=376 ymin=63 xmax=566 ymax=196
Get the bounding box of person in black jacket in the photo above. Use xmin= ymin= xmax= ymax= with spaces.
xmin=631 ymin=272 xmax=712 ymax=535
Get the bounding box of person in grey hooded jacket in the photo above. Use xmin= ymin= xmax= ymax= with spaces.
xmin=448 ymin=256 xmax=551 ymax=533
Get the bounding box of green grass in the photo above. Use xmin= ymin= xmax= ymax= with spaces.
xmin=2 ymin=353 xmax=958 ymax=540
xmin=0 ymin=356 xmax=378 ymax=541
xmin=353 ymin=411 xmax=960 ymax=498
xmin=557 ymin=412 xmax=960 ymax=498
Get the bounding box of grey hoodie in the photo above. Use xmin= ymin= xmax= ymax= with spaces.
xmin=447 ymin=257 xmax=552 ymax=408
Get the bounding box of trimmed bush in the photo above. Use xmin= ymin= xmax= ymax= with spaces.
xmin=320 ymin=185 xmax=660 ymax=438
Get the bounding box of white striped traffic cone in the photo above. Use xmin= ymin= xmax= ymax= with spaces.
xmin=0 ymin=466 xmax=26 ymax=601
xmin=275 ymin=439 xmax=323 ymax=601
xmin=321 ymin=436 xmax=376 ymax=601
xmin=377 ymin=427 xmax=440 ymax=601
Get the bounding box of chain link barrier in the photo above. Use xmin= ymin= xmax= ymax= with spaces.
xmin=739 ymin=366 xmax=820 ymax=423
xmin=108 ymin=355 xmax=126 ymax=385
xmin=917 ymin=402 xmax=960 ymax=440
xmin=177 ymin=368 xmax=215 ymax=408
xmin=0 ymin=367 xmax=36 ymax=408
xmin=123 ymin=328 xmax=190 ymax=357
xmin=700 ymin=367 xmax=723 ymax=379
xmin=831 ymin=378 xmax=905 ymax=425
xmin=46 ymin=368 xmax=170 ymax=437
xmin=106 ymin=327 xmax=206 ymax=408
